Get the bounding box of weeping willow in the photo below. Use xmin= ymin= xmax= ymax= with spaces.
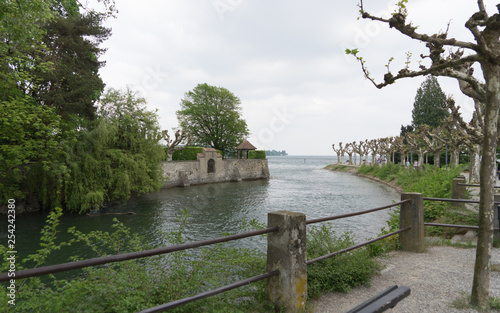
xmin=64 ymin=88 xmax=165 ymax=213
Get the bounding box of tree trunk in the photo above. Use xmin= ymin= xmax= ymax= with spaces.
xmin=417 ymin=151 xmax=424 ymax=167
xmin=434 ymin=150 xmax=440 ymax=168
xmin=471 ymin=65 xmax=500 ymax=309
xmin=450 ymin=148 xmax=460 ymax=167
xmin=469 ymin=146 xmax=481 ymax=183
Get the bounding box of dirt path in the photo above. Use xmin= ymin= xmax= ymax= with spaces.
xmin=309 ymin=245 xmax=500 ymax=313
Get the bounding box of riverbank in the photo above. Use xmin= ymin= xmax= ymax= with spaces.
xmin=324 ymin=163 xmax=403 ymax=192
xmin=317 ymin=163 xmax=500 ymax=312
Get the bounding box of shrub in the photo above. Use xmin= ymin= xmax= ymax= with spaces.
xmin=248 ymin=150 xmax=266 ymax=159
xmin=171 ymin=147 xmax=204 ymax=160
xmin=307 ymin=223 xmax=380 ymax=299
xmin=0 ymin=209 xmax=272 ymax=313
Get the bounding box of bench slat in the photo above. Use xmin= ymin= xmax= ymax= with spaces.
xmin=346 ymin=285 xmax=411 ymax=313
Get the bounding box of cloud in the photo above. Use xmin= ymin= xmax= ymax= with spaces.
xmin=98 ymin=0 xmax=490 ymax=155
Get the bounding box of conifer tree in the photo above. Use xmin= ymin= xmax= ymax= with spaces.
xmin=411 ymin=76 xmax=448 ymax=129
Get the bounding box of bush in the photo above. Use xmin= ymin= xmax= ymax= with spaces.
xmin=248 ymin=150 xmax=266 ymax=159
xmin=307 ymin=223 xmax=380 ymax=299
xmin=171 ymin=147 xmax=204 ymax=160
xmin=0 ymin=209 xmax=272 ymax=313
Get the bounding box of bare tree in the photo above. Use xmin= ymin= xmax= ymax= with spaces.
xmin=348 ymin=1 xmax=500 ymax=307
xmin=332 ymin=143 xmax=342 ymax=164
xmin=345 ymin=143 xmax=355 ymax=165
xmin=445 ymin=97 xmax=483 ymax=182
xmin=163 ymin=129 xmax=192 ymax=161
xmin=405 ymin=131 xmax=427 ymax=167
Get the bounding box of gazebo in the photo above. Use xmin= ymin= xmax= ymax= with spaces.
xmin=236 ymin=140 xmax=257 ymax=159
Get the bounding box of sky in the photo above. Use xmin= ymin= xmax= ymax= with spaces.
xmin=97 ymin=0 xmax=494 ymax=155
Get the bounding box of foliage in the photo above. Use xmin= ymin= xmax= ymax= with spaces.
xmin=367 ymin=208 xmax=401 ymax=257
xmin=177 ymin=83 xmax=250 ymax=154
xmin=358 ymin=163 xmax=465 ymax=222
xmin=411 ymin=76 xmax=448 ymax=129
xmin=0 ymin=209 xmax=273 ymax=313
xmin=0 ymin=98 xmax=69 ymax=208
xmin=171 ymin=147 xmax=205 ymax=161
xmin=307 ymin=223 xmax=380 ymax=299
xmin=32 ymin=12 xmax=111 ymax=121
xmin=0 ymin=0 xmax=117 ymax=211
xmin=248 ymin=150 xmax=266 ymax=159
xmin=0 ymin=0 xmax=53 ymax=101
xmin=63 ymin=88 xmax=165 ymax=213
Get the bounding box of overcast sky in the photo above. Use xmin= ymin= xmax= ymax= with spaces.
xmin=98 ymin=0 xmax=493 ymax=155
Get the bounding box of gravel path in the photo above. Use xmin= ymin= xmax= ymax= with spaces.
xmin=310 ymin=245 xmax=500 ymax=312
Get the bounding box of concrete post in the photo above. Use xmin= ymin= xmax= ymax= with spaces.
xmin=266 ymin=211 xmax=307 ymax=312
xmin=451 ymin=176 xmax=466 ymax=209
xmin=399 ymin=193 xmax=425 ymax=252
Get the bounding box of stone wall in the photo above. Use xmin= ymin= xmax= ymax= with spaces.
xmin=162 ymin=148 xmax=270 ymax=188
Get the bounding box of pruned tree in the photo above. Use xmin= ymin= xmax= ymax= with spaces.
xmin=332 ymin=142 xmax=342 ymax=164
xmin=405 ymin=131 xmax=427 ymax=167
xmin=392 ymin=136 xmax=408 ymax=166
xmin=351 ymin=141 xmax=363 ymax=166
xmin=163 ymin=129 xmax=192 ymax=161
xmin=369 ymin=139 xmax=382 ymax=165
xmin=419 ymin=125 xmax=445 ymax=168
xmin=345 ymin=143 xmax=354 ymax=165
xmin=384 ymin=136 xmax=396 ymax=164
xmin=347 ymin=1 xmax=500 ymax=306
xmin=445 ymin=97 xmax=483 ymax=182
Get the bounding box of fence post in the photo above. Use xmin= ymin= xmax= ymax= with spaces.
xmin=266 ymin=211 xmax=307 ymax=312
xmin=451 ymin=176 xmax=466 ymax=209
xmin=399 ymin=193 xmax=425 ymax=252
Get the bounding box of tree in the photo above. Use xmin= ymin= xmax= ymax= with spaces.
xmin=347 ymin=1 xmax=500 ymax=308
xmin=64 ymin=88 xmax=165 ymax=213
xmin=177 ymin=83 xmax=250 ymax=154
xmin=411 ymin=76 xmax=449 ymax=128
xmin=32 ymin=12 xmax=111 ymax=122
xmin=163 ymin=129 xmax=192 ymax=161
xmin=400 ymin=124 xmax=414 ymax=137
xmin=0 ymin=0 xmax=115 ymax=210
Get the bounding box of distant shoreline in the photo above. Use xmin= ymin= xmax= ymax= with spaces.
xmin=324 ymin=164 xmax=403 ymax=193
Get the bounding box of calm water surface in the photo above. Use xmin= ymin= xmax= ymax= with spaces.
xmin=1 ymin=156 xmax=399 ymax=265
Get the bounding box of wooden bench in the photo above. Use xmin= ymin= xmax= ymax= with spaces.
xmin=346 ymin=285 xmax=411 ymax=313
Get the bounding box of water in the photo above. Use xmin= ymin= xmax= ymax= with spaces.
xmin=0 ymin=156 xmax=399 ymax=266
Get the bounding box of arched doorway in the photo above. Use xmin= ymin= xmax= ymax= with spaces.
xmin=207 ymin=159 xmax=215 ymax=173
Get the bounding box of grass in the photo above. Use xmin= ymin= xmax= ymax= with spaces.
xmin=452 ymin=293 xmax=500 ymax=312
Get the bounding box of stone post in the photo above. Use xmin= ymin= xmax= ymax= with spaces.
xmin=451 ymin=176 xmax=466 ymax=209
xmin=266 ymin=211 xmax=307 ymax=312
xmin=399 ymin=193 xmax=425 ymax=252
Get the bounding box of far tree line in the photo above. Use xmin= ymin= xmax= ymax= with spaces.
xmin=333 ymin=76 xmax=485 ymax=179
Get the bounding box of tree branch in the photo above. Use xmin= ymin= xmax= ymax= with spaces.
xmin=359 ymin=4 xmax=479 ymax=51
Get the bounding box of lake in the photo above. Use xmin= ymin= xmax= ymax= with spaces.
xmin=0 ymin=156 xmax=400 ymax=266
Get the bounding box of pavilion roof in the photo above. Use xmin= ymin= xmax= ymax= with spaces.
xmin=236 ymin=140 xmax=257 ymax=150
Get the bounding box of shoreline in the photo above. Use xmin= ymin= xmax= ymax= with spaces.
xmin=324 ymin=164 xmax=403 ymax=193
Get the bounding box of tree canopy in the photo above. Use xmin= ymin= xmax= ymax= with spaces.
xmin=177 ymin=83 xmax=249 ymax=154
xmin=64 ymin=88 xmax=165 ymax=213
xmin=0 ymin=0 xmax=167 ymax=214
xmin=411 ymin=76 xmax=448 ymax=129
